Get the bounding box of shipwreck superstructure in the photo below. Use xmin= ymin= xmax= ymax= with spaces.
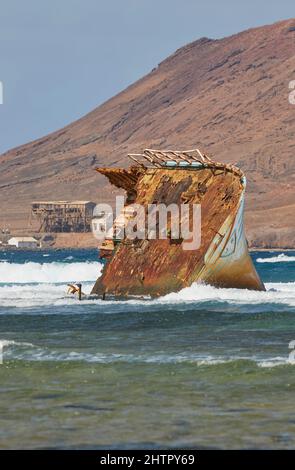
xmin=91 ymin=148 xmax=265 ymax=298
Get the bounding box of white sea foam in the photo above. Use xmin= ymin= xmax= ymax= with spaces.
xmin=256 ymin=253 xmax=295 ymax=263
xmin=0 ymin=258 xmax=294 ymax=309
xmin=0 ymin=340 xmax=293 ymax=368
xmin=258 ymin=357 xmax=292 ymax=368
xmin=0 ymin=282 xmax=97 ymax=308
xmin=0 ymin=339 xmax=34 ymax=349
xmin=0 ymin=261 xmax=102 ymax=284
xmin=0 ymin=279 xmax=295 ymax=309
xmin=160 ymin=282 xmax=295 ymax=307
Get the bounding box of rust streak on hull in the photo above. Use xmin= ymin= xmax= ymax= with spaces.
xmin=91 ymin=149 xmax=265 ymax=298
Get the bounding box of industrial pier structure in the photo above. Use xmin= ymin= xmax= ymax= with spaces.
xmin=30 ymin=201 xmax=96 ymax=233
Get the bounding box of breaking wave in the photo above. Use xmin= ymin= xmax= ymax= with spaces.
xmin=0 ymin=339 xmax=293 ymax=368
xmin=0 ymin=280 xmax=295 ymax=310
xmin=0 ymin=339 xmax=34 ymax=349
xmin=160 ymin=281 xmax=295 ymax=307
xmin=256 ymin=254 xmax=295 ymax=263
xmin=0 ymin=261 xmax=103 ymax=284
xmin=0 ymin=257 xmax=295 ymax=310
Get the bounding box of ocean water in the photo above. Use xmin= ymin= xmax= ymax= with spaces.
xmin=0 ymin=248 xmax=295 ymax=449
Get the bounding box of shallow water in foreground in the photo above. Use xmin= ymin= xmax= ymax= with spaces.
xmin=0 ymin=249 xmax=295 ymax=449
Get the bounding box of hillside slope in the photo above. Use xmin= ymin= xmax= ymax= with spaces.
xmin=1 ymin=18 xmax=295 ymax=247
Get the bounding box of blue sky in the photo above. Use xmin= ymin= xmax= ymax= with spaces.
xmin=0 ymin=0 xmax=294 ymax=153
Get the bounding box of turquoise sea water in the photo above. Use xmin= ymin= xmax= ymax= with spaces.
xmin=0 ymin=249 xmax=295 ymax=449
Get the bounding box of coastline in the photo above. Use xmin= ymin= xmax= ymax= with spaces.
xmin=1 ymin=231 xmax=294 ymax=253
xmin=249 ymin=247 xmax=295 ymax=252
xmin=0 ymin=245 xmax=294 ymax=253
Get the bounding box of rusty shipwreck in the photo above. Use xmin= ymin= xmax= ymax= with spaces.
xmin=91 ymin=148 xmax=265 ymax=298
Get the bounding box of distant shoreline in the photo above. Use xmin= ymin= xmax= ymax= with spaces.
xmin=249 ymin=247 xmax=295 ymax=252
xmin=0 ymin=246 xmax=294 ymax=253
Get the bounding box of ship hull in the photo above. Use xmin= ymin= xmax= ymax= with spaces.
xmin=196 ymin=194 xmax=264 ymax=290
xmin=91 ymin=161 xmax=264 ymax=298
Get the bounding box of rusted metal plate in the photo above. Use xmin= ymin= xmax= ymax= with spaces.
xmin=92 ymin=157 xmax=265 ymax=298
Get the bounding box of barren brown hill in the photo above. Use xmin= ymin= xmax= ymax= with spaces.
xmin=1 ymin=18 xmax=295 ymax=247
